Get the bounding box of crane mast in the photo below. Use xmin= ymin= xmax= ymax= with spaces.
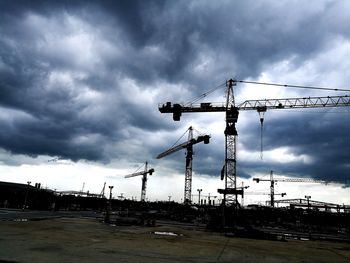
xmin=141 ymin=162 xmax=148 ymax=202
xmin=157 ymin=126 xmax=210 ymax=204
xmin=224 ymin=79 xmax=240 ymax=206
xmin=184 ymin=127 xmax=194 ymax=204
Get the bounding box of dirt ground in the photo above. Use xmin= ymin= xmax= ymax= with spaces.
xmin=0 ymin=218 xmax=349 ymax=263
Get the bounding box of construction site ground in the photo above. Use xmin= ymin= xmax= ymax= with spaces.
xmin=0 ymin=217 xmax=350 ymax=263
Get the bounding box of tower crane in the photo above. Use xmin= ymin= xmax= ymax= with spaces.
xmin=253 ymin=170 xmax=340 ymax=207
xmin=159 ymin=79 xmax=350 ymax=208
xmin=243 ymin=192 xmax=286 ymax=207
xmin=124 ymin=162 xmax=154 ymax=202
xmin=157 ymin=126 xmax=210 ymax=204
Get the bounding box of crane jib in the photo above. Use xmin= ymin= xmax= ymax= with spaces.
xmin=238 ymin=95 xmax=350 ymax=110
xmin=158 ymin=95 xmax=350 ymax=115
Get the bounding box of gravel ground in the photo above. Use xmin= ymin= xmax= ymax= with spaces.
xmin=0 ymin=218 xmax=349 ymax=263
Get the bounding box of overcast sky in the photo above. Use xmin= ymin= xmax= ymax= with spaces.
xmin=0 ymin=0 xmax=349 ymax=204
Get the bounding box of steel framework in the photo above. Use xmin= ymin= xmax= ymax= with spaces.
xmin=158 ymin=79 xmax=350 ymax=207
xmin=124 ymin=162 xmax=154 ymax=202
xmin=157 ymin=126 xmax=210 ymax=204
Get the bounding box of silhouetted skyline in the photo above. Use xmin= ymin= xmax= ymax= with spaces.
xmin=0 ymin=1 xmax=349 ymax=203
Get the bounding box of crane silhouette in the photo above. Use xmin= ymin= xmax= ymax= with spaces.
xmin=157 ymin=126 xmax=210 ymax=204
xmin=124 ymin=162 xmax=154 ymax=202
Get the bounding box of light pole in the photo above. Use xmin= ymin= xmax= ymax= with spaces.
xmin=105 ymin=186 xmax=113 ymax=223
xmin=197 ymin=189 xmax=202 ymax=205
xmin=22 ymin=181 xmax=31 ymax=210
xmin=109 ymin=186 xmax=114 ymax=200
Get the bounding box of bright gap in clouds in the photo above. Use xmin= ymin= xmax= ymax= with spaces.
xmin=1 ymin=156 xmax=348 ymax=205
xmin=239 ymin=146 xmax=314 ymax=165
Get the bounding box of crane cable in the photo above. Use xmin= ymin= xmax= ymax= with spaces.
xmin=192 ymin=127 xmax=207 ymax=137
xmin=132 ymin=163 xmax=145 ymax=174
xmin=182 ymin=78 xmax=349 ymax=160
xmin=236 ymin=79 xmax=350 ymax=159
xmin=185 ymin=81 xmax=226 ymax=106
xmin=169 ymin=127 xmax=191 ymax=149
xmin=237 ymin=80 xmax=350 ymax=92
xmin=259 ymin=111 xmax=265 ymax=160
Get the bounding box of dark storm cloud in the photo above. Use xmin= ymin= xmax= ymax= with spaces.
xmin=0 ymin=0 xmax=349 ymax=184
xmin=0 ymin=0 xmax=170 ymax=162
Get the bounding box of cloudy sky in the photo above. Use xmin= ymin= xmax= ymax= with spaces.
xmin=0 ymin=0 xmax=349 ymax=204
